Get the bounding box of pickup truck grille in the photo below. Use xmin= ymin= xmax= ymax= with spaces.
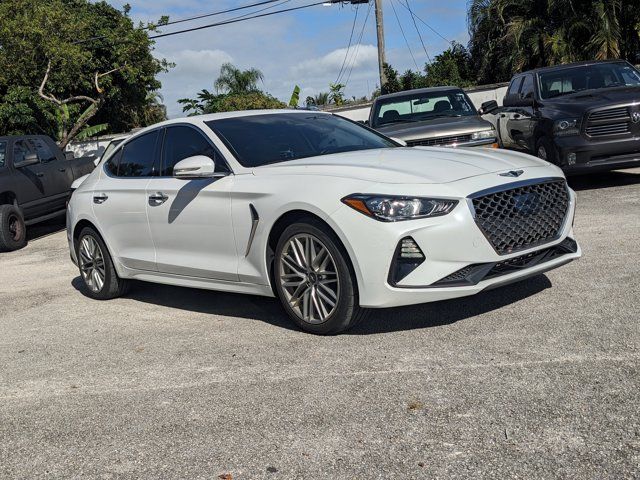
xmin=407 ymin=134 xmax=472 ymax=147
xmin=471 ymin=179 xmax=569 ymax=255
xmin=585 ymin=106 xmax=632 ymax=137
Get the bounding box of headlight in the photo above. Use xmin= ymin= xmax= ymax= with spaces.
xmin=342 ymin=194 xmax=458 ymax=222
xmin=471 ymin=129 xmax=497 ymax=140
xmin=554 ymin=118 xmax=580 ymax=136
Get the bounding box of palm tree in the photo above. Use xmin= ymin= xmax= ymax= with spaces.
xmin=214 ymin=63 xmax=264 ymax=94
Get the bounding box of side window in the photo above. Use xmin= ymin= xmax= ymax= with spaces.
xmin=105 ymin=148 xmax=122 ymax=176
xmin=13 ymin=140 xmax=36 ymax=166
xmin=520 ymin=74 xmax=535 ymax=99
xmin=161 ymin=126 xmax=222 ymax=177
xmin=0 ymin=141 xmax=6 ymax=168
xmin=117 ymin=131 xmax=159 ymax=177
xmin=507 ymin=77 xmax=523 ymax=96
xmin=29 ymin=138 xmax=56 ymax=163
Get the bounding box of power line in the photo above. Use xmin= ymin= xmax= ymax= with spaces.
xmin=403 ymin=0 xmax=431 ymax=63
xmin=344 ymin=1 xmax=373 ymax=88
xmin=72 ymin=0 xmax=284 ymax=45
xmin=335 ymin=5 xmax=360 ymax=84
xmin=149 ymin=2 xmax=328 ymax=40
xmin=390 ymin=0 xmax=420 ymax=70
xmin=396 ymin=0 xmax=452 ymax=45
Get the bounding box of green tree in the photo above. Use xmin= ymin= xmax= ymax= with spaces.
xmin=468 ymin=0 xmax=640 ymax=84
xmin=0 ymin=0 xmax=170 ymax=146
xmin=329 ymin=83 xmax=346 ymax=106
xmin=214 ymin=63 xmax=264 ymax=94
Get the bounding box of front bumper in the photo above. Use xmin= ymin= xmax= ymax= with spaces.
xmin=331 ymin=178 xmax=580 ymax=309
xmin=554 ymin=135 xmax=640 ymax=173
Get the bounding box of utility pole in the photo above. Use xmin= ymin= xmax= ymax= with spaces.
xmin=374 ymin=0 xmax=387 ymax=90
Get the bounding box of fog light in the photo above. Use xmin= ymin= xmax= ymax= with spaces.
xmin=389 ymin=237 xmax=425 ymax=285
xmin=567 ymin=152 xmax=577 ymax=165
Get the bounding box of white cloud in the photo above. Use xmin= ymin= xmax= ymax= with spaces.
xmin=291 ymin=44 xmax=378 ymax=78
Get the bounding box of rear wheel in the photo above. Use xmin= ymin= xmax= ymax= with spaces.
xmin=77 ymin=227 xmax=129 ymax=300
xmin=274 ymin=220 xmax=368 ymax=335
xmin=0 ymin=204 xmax=27 ymax=252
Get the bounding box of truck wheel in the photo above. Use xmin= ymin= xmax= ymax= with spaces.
xmin=0 ymin=204 xmax=27 ymax=252
xmin=535 ymin=137 xmax=558 ymax=164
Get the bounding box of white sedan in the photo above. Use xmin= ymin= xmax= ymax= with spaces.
xmin=67 ymin=110 xmax=581 ymax=334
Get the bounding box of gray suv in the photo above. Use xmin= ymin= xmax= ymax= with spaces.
xmin=369 ymin=87 xmax=497 ymax=148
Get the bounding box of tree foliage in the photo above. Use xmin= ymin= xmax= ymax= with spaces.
xmin=178 ymin=64 xmax=285 ymax=115
xmin=468 ymin=0 xmax=640 ymax=84
xmin=0 ymin=0 xmax=170 ymax=145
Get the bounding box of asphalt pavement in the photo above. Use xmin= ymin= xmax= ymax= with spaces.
xmin=1 ymin=169 xmax=639 ymax=479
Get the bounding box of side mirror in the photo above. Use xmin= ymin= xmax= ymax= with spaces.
xmin=173 ymin=155 xmax=219 ymax=179
xmin=480 ymin=100 xmax=499 ymax=115
xmin=503 ymin=94 xmax=535 ymax=108
xmin=14 ymin=153 xmax=39 ymax=168
xmin=64 ymin=151 xmax=75 ymax=160
xmin=390 ymin=137 xmax=408 ymax=147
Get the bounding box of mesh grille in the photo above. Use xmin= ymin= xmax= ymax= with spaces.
xmin=472 ymin=179 xmax=569 ymax=255
xmin=407 ymin=134 xmax=472 ymax=147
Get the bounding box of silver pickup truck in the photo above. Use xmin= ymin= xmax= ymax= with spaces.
xmin=369 ymin=86 xmax=498 ymax=148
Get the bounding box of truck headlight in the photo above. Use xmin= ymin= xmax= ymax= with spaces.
xmin=554 ymin=118 xmax=581 ymax=136
xmin=471 ymin=129 xmax=497 ymax=140
xmin=342 ymin=195 xmax=458 ymax=222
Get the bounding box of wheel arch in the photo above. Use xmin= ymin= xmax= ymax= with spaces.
xmin=0 ymin=191 xmax=17 ymax=206
xmin=265 ymin=209 xmax=362 ymax=300
xmin=72 ymin=218 xmax=116 ymax=264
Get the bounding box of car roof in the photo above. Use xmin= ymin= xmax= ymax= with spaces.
xmin=375 ymin=86 xmax=462 ymax=101
xmin=156 ymin=109 xmax=331 ymax=127
xmin=518 ymin=59 xmax=630 ymax=76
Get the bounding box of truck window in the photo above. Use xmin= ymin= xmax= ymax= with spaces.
xmin=507 ymin=77 xmax=523 ymax=96
xmin=520 ymin=75 xmax=535 ymax=99
xmin=13 ymin=141 xmax=36 ymax=165
xmin=29 ymin=138 xmax=57 ymax=163
xmin=0 ymin=141 xmax=6 ymax=167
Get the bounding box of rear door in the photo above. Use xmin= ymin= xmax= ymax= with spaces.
xmin=90 ymin=130 xmax=160 ymax=271
xmin=28 ymin=137 xmax=72 ymax=212
xmin=10 ymin=139 xmax=49 ymax=219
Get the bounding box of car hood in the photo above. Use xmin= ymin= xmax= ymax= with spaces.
xmin=252 ymin=147 xmax=549 ymax=184
xmin=375 ymin=116 xmax=494 ymax=141
xmin=543 ymin=86 xmax=640 ymax=116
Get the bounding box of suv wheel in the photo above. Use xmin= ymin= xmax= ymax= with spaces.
xmin=0 ymin=204 xmax=27 ymax=252
xmin=274 ymin=220 xmax=368 ymax=334
xmin=77 ymin=227 xmax=130 ymax=300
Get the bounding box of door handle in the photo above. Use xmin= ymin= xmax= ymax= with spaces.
xmin=58 ymin=168 xmax=66 ymax=172
xmin=513 ymin=113 xmax=521 ymax=119
xmin=36 ymin=172 xmax=44 ymax=178
xmin=93 ymin=194 xmax=108 ymax=204
xmin=148 ymin=192 xmax=169 ymax=205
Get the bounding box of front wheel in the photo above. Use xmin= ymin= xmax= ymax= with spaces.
xmin=535 ymin=136 xmax=558 ymax=164
xmin=76 ymin=227 xmax=129 ymax=300
xmin=274 ymin=220 xmax=368 ymax=335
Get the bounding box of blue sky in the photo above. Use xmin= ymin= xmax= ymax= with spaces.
xmin=106 ymin=0 xmax=469 ymax=117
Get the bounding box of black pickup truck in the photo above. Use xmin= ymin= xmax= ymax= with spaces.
xmin=0 ymin=135 xmax=94 ymax=251
xmin=482 ymin=60 xmax=640 ymax=173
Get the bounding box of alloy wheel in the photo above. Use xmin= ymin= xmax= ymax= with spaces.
xmin=79 ymin=235 xmax=106 ymax=293
xmin=278 ymin=233 xmax=340 ymax=324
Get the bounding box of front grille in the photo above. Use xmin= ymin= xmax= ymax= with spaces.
xmin=586 ymin=105 xmax=632 ymax=137
xmin=407 ymin=134 xmax=472 ymax=147
xmin=471 ymin=179 xmax=569 ymax=255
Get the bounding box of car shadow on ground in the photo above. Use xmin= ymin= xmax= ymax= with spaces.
xmin=26 ymin=217 xmax=66 ymax=241
xmin=71 ymin=274 xmax=552 ymax=335
xmin=568 ymin=169 xmax=640 ymax=191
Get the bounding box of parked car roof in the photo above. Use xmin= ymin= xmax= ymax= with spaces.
xmin=375 ymin=86 xmax=461 ymax=101
xmin=518 ymin=59 xmax=630 ymax=75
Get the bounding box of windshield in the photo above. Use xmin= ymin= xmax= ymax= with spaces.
xmin=206 ymin=113 xmax=396 ymax=168
xmin=539 ymin=62 xmax=640 ymax=99
xmin=372 ymin=90 xmax=477 ymax=128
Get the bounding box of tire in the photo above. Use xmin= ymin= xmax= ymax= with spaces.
xmin=273 ymin=219 xmax=368 ymax=335
xmin=0 ymin=204 xmax=27 ymax=252
xmin=535 ymin=136 xmax=558 ymax=164
xmin=76 ymin=227 xmax=129 ymax=300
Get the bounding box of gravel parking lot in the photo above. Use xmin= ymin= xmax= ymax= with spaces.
xmin=1 ymin=169 xmax=639 ymax=479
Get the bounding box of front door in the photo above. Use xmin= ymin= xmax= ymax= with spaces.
xmin=145 ymin=125 xmax=238 ymax=281
xmin=90 ymin=130 xmax=160 ymax=271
